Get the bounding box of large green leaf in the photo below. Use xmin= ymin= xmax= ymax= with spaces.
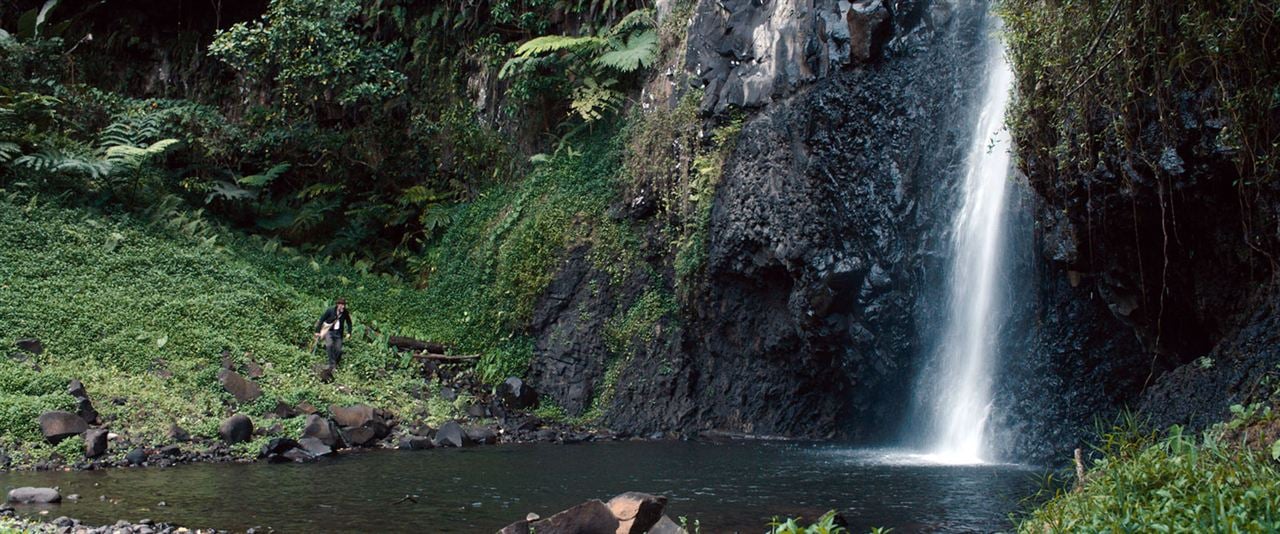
xmin=513 ymin=34 xmax=605 ymax=58
xmin=594 ymin=30 xmax=658 ymax=73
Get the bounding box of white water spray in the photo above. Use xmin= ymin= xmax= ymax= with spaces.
xmin=923 ymin=32 xmax=1015 ymax=464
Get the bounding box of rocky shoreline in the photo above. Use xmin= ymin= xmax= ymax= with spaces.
xmin=3 ymin=489 xmax=699 ymax=534
xmin=5 ymin=342 xmax=678 ymax=473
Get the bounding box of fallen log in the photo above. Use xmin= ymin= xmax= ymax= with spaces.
xmin=412 ymin=353 xmax=480 ymax=362
xmin=388 ymin=336 xmax=446 ymax=354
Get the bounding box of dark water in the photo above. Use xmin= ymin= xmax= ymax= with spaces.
xmin=0 ymin=441 xmax=1046 ymax=533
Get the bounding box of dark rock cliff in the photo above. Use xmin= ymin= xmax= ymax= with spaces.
xmin=529 ymin=0 xmax=1280 ymax=464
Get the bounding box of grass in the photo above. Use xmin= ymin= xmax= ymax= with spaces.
xmin=1018 ymin=406 xmax=1280 ymax=532
xmin=0 ymin=121 xmax=650 ymax=465
xmin=0 ymin=192 xmax=440 ymax=465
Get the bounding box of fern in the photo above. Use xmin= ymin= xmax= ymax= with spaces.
xmin=607 ymin=9 xmax=656 ymax=37
xmin=569 ymin=77 xmax=623 ymax=122
xmin=205 ymin=180 xmax=256 ymax=204
xmin=0 ymin=142 xmax=19 ymax=163
xmin=512 ymin=34 xmax=605 ymax=58
xmin=104 ymin=139 xmax=179 ymax=169
xmin=14 ymin=148 xmax=109 ymax=179
xmin=595 ymin=30 xmax=658 ymax=72
xmin=237 ymin=163 xmax=291 ymax=187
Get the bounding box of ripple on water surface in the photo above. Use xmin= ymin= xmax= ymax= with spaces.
xmin=0 ymin=441 xmax=1045 ymax=533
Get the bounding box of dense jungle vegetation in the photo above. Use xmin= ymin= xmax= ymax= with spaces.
xmin=0 ymin=0 xmax=729 ymax=467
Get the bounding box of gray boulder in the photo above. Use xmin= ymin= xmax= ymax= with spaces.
xmin=6 ymin=487 xmax=60 ymax=504
xmin=38 ymin=411 xmax=87 ymax=444
xmin=14 ymin=338 xmax=43 ymax=355
xmin=433 ymin=421 xmax=472 ymax=448
xmin=464 ymin=425 xmax=498 ymax=445
xmin=296 ymin=437 xmax=334 ymax=457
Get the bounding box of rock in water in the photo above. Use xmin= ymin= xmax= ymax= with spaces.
xmin=296 ymin=437 xmax=334 ymax=457
xmin=125 ymin=447 xmax=146 ymax=465
xmin=464 ymin=425 xmax=498 ymax=445
xmin=38 ymin=411 xmax=87 ymax=444
xmin=528 ymin=500 xmax=620 ymax=534
xmin=607 ymin=492 xmax=668 ymax=534
xmin=648 ymin=515 xmax=687 ymax=534
xmin=433 ymin=421 xmax=472 ymax=448
xmin=218 ymin=414 xmax=253 ymax=444
xmin=6 ymin=487 xmax=60 ymax=504
xmin=217 ymin=369 xmax=262 ymax=403
xmin=301 ymin=414 xmax=346 ymax=449
xmin=83 ymin=428 xmax=109 ymax=458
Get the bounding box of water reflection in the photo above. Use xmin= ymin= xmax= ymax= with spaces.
xmin=1 ymin=441 xmax=1044 ymax=533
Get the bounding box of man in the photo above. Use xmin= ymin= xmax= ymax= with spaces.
xmin=314 ymin=298 xmax=353 ymax=368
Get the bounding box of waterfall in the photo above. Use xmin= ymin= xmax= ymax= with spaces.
xmin=922 ymin=29 xmax=1015 ymax=464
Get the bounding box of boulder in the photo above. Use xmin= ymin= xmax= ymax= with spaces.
xmin=648 ymin=515 xmax=687 ymax=534
xmin=14 ymin=338 xmax=43 ymax=355
xmin=270 ymin=401 xmax=298 ymax=419
xmin=38 ymin=411 xmax=88 ymax=444
xmin=464 ymin=425 xmax=498 ymax=445
xmin=341 ymin=421 xmax=389 ymax=448
xmin=439 ymin=386 xmax=457 ymax=401
xmin=301 ymin=414 xmax=346 ymax=449
xmin=433 ymin=421 xmax=472 ymax=448
xmin=218 ymin=414 xmax=254 ymax=444
xmin=496 ymin=377 xmax=539 ymax=410
xmin=68 ymin=379 xmax=101 ymax=425
xmin=329 ymin=404 xmax=378 ymax=428
xmin=83 ymin=428 xmax=109 ymax=458
xmin=281 ymin=448 xmax=314 ymax=463
xmin=498 ymin=520 xmax=530 ymax=534
xmin=244 ymin=361 xmax=265 ymax=379
xmin=397 ymin=436 xmax=435 ymax=450
xmin=296 ymin=437 xmax=333 ymax=457
xmin=297 ymin=401 xmax=319 ymax=415
xmin=125 ymin=447 xmax=147 ymax=465
xmin=528 ymin=500 xmax=620 ymax=534
xmin=217 ymin=369 xmax=262 ymax=403
xmin=607 ymin=492 xmax=668 ymax=534
xmin=259 ymin=437 xmax=297 ymax=457
xmin=465 ymin=404 xmax=488 ymax=418
xmin=6 ymin=487 xmax=60 ymax=504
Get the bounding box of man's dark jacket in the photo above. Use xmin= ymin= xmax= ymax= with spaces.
xmin=314 ymin=307 xmax=353 ymax=337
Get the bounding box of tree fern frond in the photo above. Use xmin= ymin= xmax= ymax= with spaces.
xmin=595 ymin=30 xmax=658 ymax=72
xmin=513 ymin=34 xmax=606 ymax=58
xmin=607 ymin=9 xmax=656 ymax=37
xmin=238 ymin=163 xmax=291 ymax=187
xmin=0 ymin=142 xmax=19 ymax=163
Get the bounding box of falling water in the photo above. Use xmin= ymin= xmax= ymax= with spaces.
xmin=923 ymin=30 xmax=1015 ymax=464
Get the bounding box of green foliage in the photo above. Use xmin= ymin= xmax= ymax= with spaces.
xmin=999 ymin=0 xmax=1280 ymax=183
xmin=1018 ymin=405 xmax=1280 ymax=532
xmin=767 ymin=511 xmax=850 ymax=534
xmin=0 ymin=193 xmax=449 ymax=464
xmin=502 ymin=9 xmax=658 ymax=122
xmin=208 ymin=0 xmax=406 ymax=116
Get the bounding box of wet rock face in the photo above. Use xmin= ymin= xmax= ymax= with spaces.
xmin=685 ymin=0 xmax=946 ymax=113
xmin=688 ymin=2 xmax=989 ymax=439
xmin=528 ymin=0 xmax=989 ymax=441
